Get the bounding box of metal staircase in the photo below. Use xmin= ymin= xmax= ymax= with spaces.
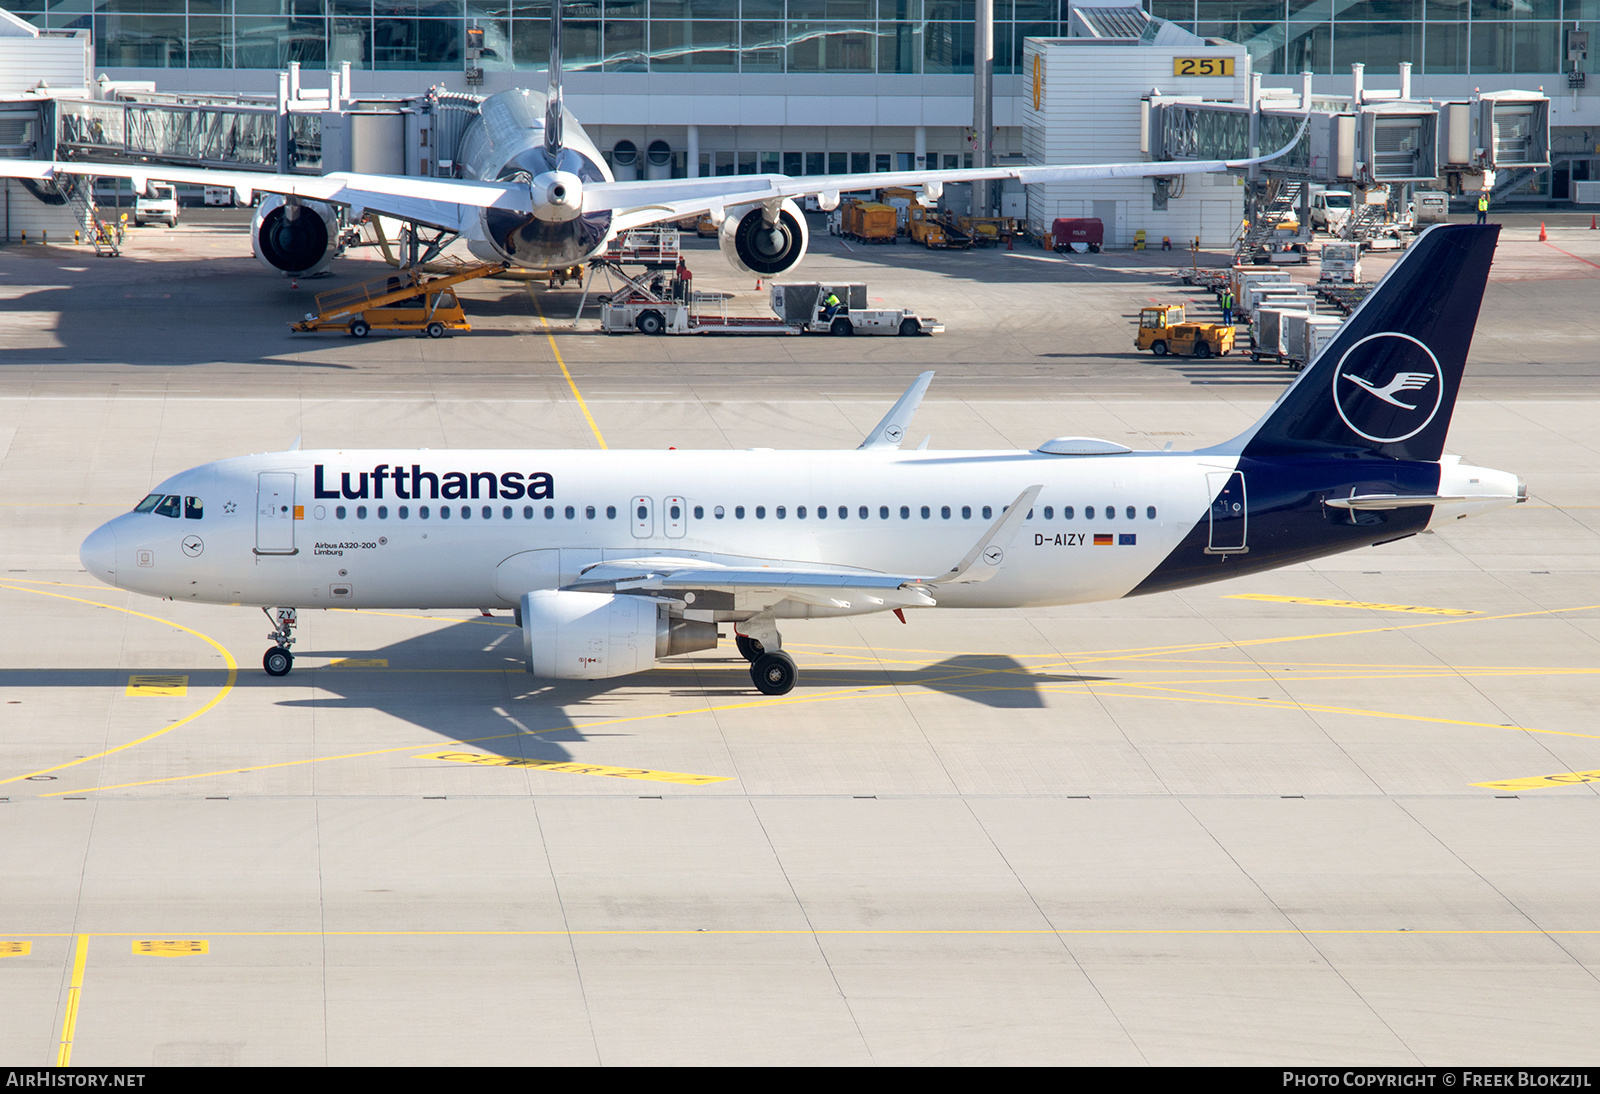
xmin=1234 ymin=178 xmax=1303 ymax=264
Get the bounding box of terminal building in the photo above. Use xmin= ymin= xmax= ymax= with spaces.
xmin=0 ymin=1 xmax=1584 ymax=249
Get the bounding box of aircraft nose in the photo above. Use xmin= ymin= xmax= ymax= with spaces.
xmin=80 ymin=522 xmax=118 ymax=586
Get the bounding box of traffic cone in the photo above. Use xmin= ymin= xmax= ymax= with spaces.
xmin=755 ymin=277 xmax=761 ymax=290
xmin=1591 ymin=214 xmax=1596 ymax=230
xmin=1539 ymin=222 xmax=1548 ymax=241
xmin=291 ymin=278 xmax=298 ymax=290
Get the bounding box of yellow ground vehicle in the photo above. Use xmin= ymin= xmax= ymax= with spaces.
xmin=1135 ymin=304 xmax=1235 ymax=358
xmin=291 ymin=263 xmax=506 ymax=338
xmin=695 ymin=213 xmax=719 ymax=238
xmin=907 ymin=205 xmax=954 ymax=248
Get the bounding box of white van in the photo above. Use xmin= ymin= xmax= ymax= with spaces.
xmin=1309 ymin=189 xmax=1353 ymax=234
xmin=134 ymin=183 xmax=179 ymax=227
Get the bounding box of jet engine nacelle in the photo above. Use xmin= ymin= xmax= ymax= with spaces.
xmin=520 ymin=590 xmax=717 ymax=680
xmin=718 ymin=198 xmax=809 ymax=278
xmin=251 ymin=195 xmax=341 ymax=277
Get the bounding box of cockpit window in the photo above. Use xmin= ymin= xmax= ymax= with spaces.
xmin=153 ymin=495 xmax=182 ymax=518
xmin=185 ymin=497 xmax=204 ymax=519
xmin=133 ymin=493 xmax=164 ymax=513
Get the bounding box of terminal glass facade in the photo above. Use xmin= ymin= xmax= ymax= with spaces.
xmin=0 ymin=0 xmax=1068 ymax=73
xmin=1151 ymin=0 xmax=1594 ymax=75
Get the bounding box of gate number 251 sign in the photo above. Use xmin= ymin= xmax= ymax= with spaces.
xmin=1174 ymin=57 xmax=1234 ymax=76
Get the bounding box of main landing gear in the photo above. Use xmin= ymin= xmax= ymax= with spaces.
xmin=262 ymin=607 xmax=298 ymax=677
xmin=735 ymin=627 xmax=796 ymax=696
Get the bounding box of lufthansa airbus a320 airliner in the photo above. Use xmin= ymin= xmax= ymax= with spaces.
xmin=79 ymin=224 xmax=1521 ymax=695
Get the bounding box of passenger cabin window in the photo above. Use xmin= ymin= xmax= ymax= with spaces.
xmin=184 ymin=497 xmax=204 ymax=519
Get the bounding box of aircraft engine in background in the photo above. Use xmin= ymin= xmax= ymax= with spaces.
xmin=520 ymin=590 xmax=717 ymax=680
xmin=719 ymin=198 xmax=809 ymax=278
xmin=251 ymin=195 xmax=342 ymax=277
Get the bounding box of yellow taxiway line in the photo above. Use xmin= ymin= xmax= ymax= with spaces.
xmin=530 ymin=290 xmax=608 ymax=450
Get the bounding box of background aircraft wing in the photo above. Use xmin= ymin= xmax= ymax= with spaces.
xmin=598 ymin=112 xmax=1309 ymax=232
xmin=0 ymin=158 xmax=526 ymax=234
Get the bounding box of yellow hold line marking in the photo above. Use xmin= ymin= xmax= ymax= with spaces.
xmin=1227 ymin=594 xmax=1479 ymax=616
xmin=0 ymin=941 xmax=32 ymax=957
xmin=1473 ymin=769 xmax=1600 ymax=791
xmin=418 ymin=750 xmax=730 ymax=784
xmin=531 ymin=291 xmax=607 ymax=450
xmin=0 ymin=585 xmax=239 ymax=787
xmin=56 ymin=934 xmax=88 ymax=1067
xmin=10 ymin=928 xmax=1600 ymax=940
xmin=126 ymin=673 xmax=188 ymax=696
xmin=327 ymin=658 xmax=388 ymax=668
xmin=133 ymin=939 xmax=208 ymax=955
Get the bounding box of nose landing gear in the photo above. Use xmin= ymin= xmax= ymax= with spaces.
xmin=262 ymin=607 xmax=298 ymax=677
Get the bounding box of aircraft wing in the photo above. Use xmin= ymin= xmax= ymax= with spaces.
xmin=598 ymin=112 xmax=1310 ymax=233
xmin=572 ymin=556 xmax=938 ymax=611
xmin=0 ymin=158 xmax=522 ymax=234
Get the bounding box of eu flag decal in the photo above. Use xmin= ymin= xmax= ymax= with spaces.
xmin=1119 ymin=534 xmax=1137 ymax=546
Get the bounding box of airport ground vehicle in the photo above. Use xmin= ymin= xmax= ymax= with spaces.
xmin=134 ymin=184 xmax=178 ymax=227
xmin=1135 ymin=304 xmax=1235 ymax=357
xmin=1052 ymin=217 xmax=1103 ymax=252
xmin=603 ymin=281 xmax=941 ymax=337
xmin=291 ymin=263 xmax=506 ymax=338
xmin=1309 ymin=189 xmax=1354 ymax=233
xmin=841 ymin=201 xmax=898 ymax=243
xmin=908 ymin=205 xmax=968 ymax=249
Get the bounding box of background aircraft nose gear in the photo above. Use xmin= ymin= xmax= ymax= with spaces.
xmin=262 ymin=607 xmax=299 ymax=676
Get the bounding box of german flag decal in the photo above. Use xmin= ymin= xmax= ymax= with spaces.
xmin=1094 ymin=533 xmax=1113 ymax=546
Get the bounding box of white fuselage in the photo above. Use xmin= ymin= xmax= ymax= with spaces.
xmin=82 ymin=448 xmax=1239 ymax=616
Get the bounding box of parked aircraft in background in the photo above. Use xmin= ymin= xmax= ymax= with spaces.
xmin=0 ymin=4 xmax=1307 ymax=280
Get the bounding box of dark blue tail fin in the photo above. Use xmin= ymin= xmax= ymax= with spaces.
xmin=1235 ymin=224 xmax=1499 ymax=463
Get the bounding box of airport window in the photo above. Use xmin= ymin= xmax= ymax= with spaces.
xmin=185 ymin=497 xmax=204 ymax=519
xmin=565 ymin=506 xmax=576 ymax=519
xmin=1126 ymin=506 xmax=1136 ymax=520
xmin=134 ymin=494 xmax=163 ymax=514
xmin=357 ymin=506 xmax=368 ymax=519
xmin=377 ymin=506 xmax=388 ymax=519
xmin=900 ymin=506 xmax=910 ymax=519
xmin=399 ymin=506 xmax=409 ymax=519
xmin=1147 ymin=506 xmax=1157 ymax=520
xmin=607 ymin=506 xmax=617 ymax=519
xmin=1063 ymin=506 xmax=1074 ymax=519
xmin=921 ymin=505 xmax=930 ymax=518
xmin=941 ymin=505 xmax=951 ymax=519
xmin=154 ymin=495 xmax=182 ymax=518
xmin=336 ymin=506 xmax=347 ymax=519
xmin=961 ymin=505 xmax=971 ymax=519
xmin=586 ymin=506 xmax=596 ymax=519
xmin=1043 ymin=506 xmax=1053 ymax=519
xmin=420 ymin=506 xmax=430 ymax=519
xmin=714 ymin=506 xmax=725 ymax=519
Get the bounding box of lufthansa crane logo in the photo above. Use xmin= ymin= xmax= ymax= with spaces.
xmin=1331 ymin=332 xmax=1444 ymax=444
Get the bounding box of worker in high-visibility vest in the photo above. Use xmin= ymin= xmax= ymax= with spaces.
xmin=1220 ymin=289 xmax=1235 ymax=326
xmin=1477 ymin=193 xmax=1489 ymax=225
